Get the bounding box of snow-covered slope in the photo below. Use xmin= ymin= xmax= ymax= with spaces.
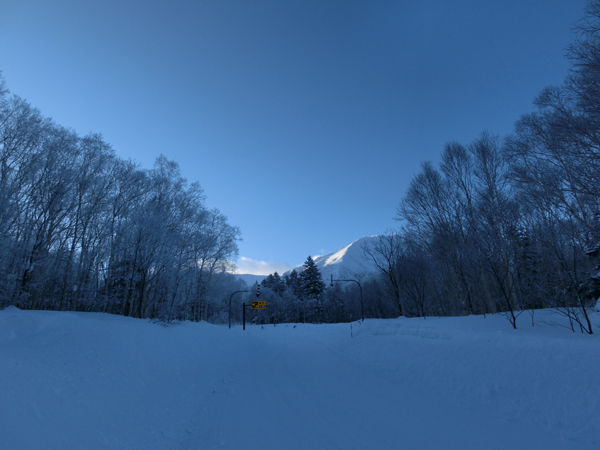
xmin=1 ymin=306 xmax=598 ymax=449
xmin=288 ymin=235 xmax=379 ymax=280
xmin=234 ymin=273 xmax=265 ymax=286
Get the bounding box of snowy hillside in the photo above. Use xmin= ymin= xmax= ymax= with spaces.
xmin=1 ymin=306 xmax=599 ymax=449
xmin=288 ymin=235 xmax=379 ymax=280
xmin=234 ymin=273 xmax=265 ymax=286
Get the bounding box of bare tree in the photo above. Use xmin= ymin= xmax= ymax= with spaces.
xmin=362 ymin=231 xmax=404 ymax=316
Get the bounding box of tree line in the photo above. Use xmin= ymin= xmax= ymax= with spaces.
xmin=253 ymin=256 xmax=331 ymax=324
xmin=363 ymin=1 xmax=600 ymax=333
xmin=0 ymin=76 xmax=241 ymax=322
xmin=252 ymin=255 xmax=393 ymax=325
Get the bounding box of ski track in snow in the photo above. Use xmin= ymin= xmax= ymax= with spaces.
xmin=0 ymin=307 xmax=599 ymax=449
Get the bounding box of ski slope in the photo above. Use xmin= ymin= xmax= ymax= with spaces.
xmin=1 ymin=306 xmax=598 ymax=449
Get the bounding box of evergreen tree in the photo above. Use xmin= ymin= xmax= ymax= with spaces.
xmin=262 ymin=272 xmax=285 ymax=296
xmin=271 ymin=272 xmax=285 ymax=296
xmin=300 ymin=256 xmax=325 ymax=300
xmin=262 ymin=274 xmax=276 ymax=288
xmin=285 ymin=269 xmax=303 ymax=299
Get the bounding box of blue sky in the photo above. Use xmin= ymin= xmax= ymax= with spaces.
xmin=0 ymin=0 xmax=588 ymax=274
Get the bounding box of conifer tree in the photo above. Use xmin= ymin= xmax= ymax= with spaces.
xmin=262 ymin=274 xmax=276 ymax=288
xmin=262 ymin=272 xmax=285 ymax=296
xmin=285 ymin=269 xmax=303 ymax=299
xmin=271 ymin=272 xmax=285 ymax=295
xmin=300 ymin=256 xmax=325 ymax=300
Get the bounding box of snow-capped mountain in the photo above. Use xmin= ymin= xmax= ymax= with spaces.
xmin=235 ymin=236 xmax=379 ymax=287
xmin=286 ymin=236 xmax=379 ymax=281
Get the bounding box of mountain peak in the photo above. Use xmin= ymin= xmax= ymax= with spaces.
xmin=288 ymin=236 xmax=379 ymax=280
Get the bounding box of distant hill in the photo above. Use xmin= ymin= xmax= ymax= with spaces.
xmin=235 ymin=273 xmax=265 ymax=286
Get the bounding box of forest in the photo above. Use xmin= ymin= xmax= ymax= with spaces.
xmin=0 ymin=76 xmax=241 ymax=322
xmin=359 ymin=1 xmax=600 ymax=333
xmin=2 ymin=2 xmax=600 ymax=333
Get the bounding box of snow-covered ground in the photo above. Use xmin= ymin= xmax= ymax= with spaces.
xmin=1 ymin=306 xmax=598 ymax=450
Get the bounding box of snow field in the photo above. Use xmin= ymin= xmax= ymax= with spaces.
xmin=0 ymin=306 xmax=598 ymax=449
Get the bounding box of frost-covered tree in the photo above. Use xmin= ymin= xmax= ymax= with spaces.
xmin=299 ymin=256 xmax=326 ymax=322
xmin=300 ymin=256 xmax=325 ymax=300
xmin=380 ymin=1 xmax=600 ymax=332
xmin=502 ymin=1 xmax=600 ymax=332
xmin=0 ymin=74 xmax=241 ymax=321
xmin=394 ymin=133 xmax=529 ymax=325
xmin=284 ymin=269 xmax=304 ymax=299
xmin=262 ymin=271 xmax=285 ymax=296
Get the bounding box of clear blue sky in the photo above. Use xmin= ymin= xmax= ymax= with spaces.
xmin=0 ymin=0 xmax=588 ymax=274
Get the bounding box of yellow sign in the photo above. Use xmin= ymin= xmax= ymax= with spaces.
xmin=251 ymin=301 xmax=266 ymax=309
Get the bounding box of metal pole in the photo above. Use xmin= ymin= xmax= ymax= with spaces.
xmin=229 ymin=290 xmax=249 ymax=329
xmin=358 ymin=281 xmax=363 ymax=322
xmin=243 ymin=303 xmax=246 ymax=330
xmin=331 ymin=275 xmax=364 ymax=321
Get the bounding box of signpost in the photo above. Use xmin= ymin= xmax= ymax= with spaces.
xmin=243 ymin=301 xmax=267 ymax=330
xmin=229 ymin=290 xmax=249 ymax=329
xmin=243 ymin=285 xmax=266 ymax=330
